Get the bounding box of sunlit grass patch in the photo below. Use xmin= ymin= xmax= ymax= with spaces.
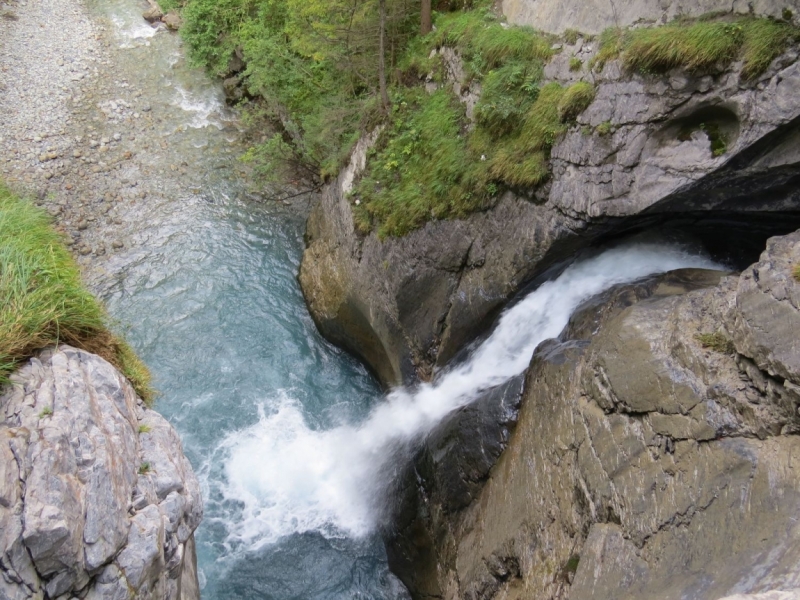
xmin=0 ymin=183 xmax=154 ymax=404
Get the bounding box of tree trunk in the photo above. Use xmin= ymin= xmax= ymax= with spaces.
xmin=421 ymin=0 xmax=432 ymax=35
xmin=379 ymin=0 xmax=391 ymax=112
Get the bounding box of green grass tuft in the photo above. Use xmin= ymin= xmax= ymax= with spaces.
xmin=38 ymin=406 xmax=53 ymax=418
xmin=563 ymin=28 xmax=581 ymax=45
xmin=595 ymin=17 xmax=798 ymax=80
xmin=569 ymin=56 xmax=583 ymax=71
xmin=792 ymin=263 xmax=800 ymax=282
xmin=557 ymin=81 xmax=595 ymax=121
xmin=0 ymin=183 xmax=154 ymax=404
xmin=138 ymin=462 xmax=152 ymax=475
xmin=596 ymin=121 xmax=613 ymax=136
xmin=695 ymin=331 xmax=736 ymax=354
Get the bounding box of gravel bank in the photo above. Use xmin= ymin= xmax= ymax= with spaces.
xmin=0 ymin=0 xmax=248 ymax=294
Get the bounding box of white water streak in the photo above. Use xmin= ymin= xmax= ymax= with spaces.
xmin=219 ymin=242 xmax=722 ymax=549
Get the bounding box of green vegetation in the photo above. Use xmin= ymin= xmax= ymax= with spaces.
xmin=792 ymin=263 xmax=800 ymax=282
xmin=351 ymin=9 xmax=598 ymax=236
xmin=38 ymin=406 xmax=53 ymax=418
xmin=564 ymin=554 xmax=580 ymax=574
xmin=138 ymin=462 xmax=152 ymax=475
xmin=138 ymin=423 xmax=152 ymax=434
xmin=596 ymin=121 xmax=613 ymax=136
xmin=0 ymin=183 xmax=154 ymax=404
xmin=695 ymin=332 xmax=736 ymax=354
xmin=176 ymin=0 xmax=798 ymax=236
xmin=175 ymin=0 xmax=601 ymax=236
xmin=594 ymin=17 xmax=799 ymax=80
xmin=562 ymin=28 xmax=581 ymax=45
xmin=678 ymin=121 xmax=728 ymax=156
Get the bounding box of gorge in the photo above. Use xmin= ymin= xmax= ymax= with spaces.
xmin=2 ymin=0 xmax=800 ymax=599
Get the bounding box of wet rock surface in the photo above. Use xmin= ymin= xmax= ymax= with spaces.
xmin=0 ymin=346 xmax=202 ymax=599
xmin=385 ymin=234 xmax=800 ymax=599
xmin=301 ymin=42 xmax=800 ymax=387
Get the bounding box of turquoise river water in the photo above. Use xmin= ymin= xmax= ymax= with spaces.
xmin=91 ymin=1 xmax=723 ymax=598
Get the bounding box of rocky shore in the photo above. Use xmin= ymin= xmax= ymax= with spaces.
xmin=0 ymin=0 xmax=209 ymax=597
xmin=0 ymin=0 xmax=246 ymax=295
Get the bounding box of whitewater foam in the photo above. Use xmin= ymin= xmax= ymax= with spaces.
xmin=173 ymin=86 xmax=228 ymax=129
xmin=111 ymin=13 xmax=159 ymax=49
xmin=214 ymin=241 xmax=722 ymax=551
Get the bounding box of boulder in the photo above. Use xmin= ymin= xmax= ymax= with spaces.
xmin=162 ymin=12 xmax=182 ymax=31
xmin=141 ymin=0 xmax=163 ymax=22
xmin=383 ymin=233 xmax=800 ymax=599
xmin=0 ymin=346 xmax=202 ymax=599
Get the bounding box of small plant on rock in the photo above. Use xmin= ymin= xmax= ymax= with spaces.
xmin=563 ymin=28 xmax=581 ymax=45
xmin=596 ymin=121 xmax=613 ymax=136
xmin=38 ymin=406 xmax=53 ymax=418
xmin=695 ymin=332 xmax=735 ymax=354
xmin=138 ymin=424 xmax=152 ymax=434
xmin=138 ymin=462 xmax=151 ymax=475
xmin=569 ymin=56 xmax=583 ymax=71
xmin=792 ymin=263 xmax=800 ymax=282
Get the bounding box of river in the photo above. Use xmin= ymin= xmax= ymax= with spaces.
xmin=86 ymin=1 xmax=721 ymax=598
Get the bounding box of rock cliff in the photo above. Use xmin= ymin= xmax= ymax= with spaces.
xmin=0 ymin=346 xmax=202 ymax=600
xmin=300 ymin=40 xmax=800 ymax=387
xmin=385 ymin=232 xmax=800 ymax=599
xmin=500 ymin=0 xmax=800 ymax=35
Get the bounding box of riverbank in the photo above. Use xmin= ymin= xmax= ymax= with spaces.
xmin=0 ymin=0 xmax=260 ymax=295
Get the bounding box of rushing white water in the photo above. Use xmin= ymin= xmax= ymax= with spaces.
xmin=173 ymin=85 xmax=230 ymax=129
xmin=110 ymin=12 xmax=160 ymax=48
xmin=217 ymin=241 xmax=722 ymax=551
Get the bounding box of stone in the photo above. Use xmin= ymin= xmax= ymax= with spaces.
xmin=500 ymin=0 xmax=800 ymax=35
xmin=162 ymin=12 xmax=182 ymax=31
xmin=0 ymin=347 xmax=203 ymax=599
xmin=385 ymin=239 xmax=800 ymax=599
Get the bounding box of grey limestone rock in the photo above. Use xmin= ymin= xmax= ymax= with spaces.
xmin=500 ymin=0 xmax=800 ymax=35
xmin=384 ymin=235 xmax=800 ymax=600
xmin=0 ymin=346 xmax=202 ymax=600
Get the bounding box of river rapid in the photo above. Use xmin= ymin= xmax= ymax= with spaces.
xmin=10 ymin=0 xmax=722 ymax=598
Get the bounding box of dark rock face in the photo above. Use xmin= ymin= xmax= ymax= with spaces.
xmin=300 ymin=47 xmax=800 ymax=388
xmin=383 ymin=375 xmax=524 ymax=599
xmin=383 ymin=233 xmax=800 ymax=600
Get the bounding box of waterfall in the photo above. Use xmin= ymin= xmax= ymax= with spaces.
xmin=215 ymin=241 xmax=722 ymax=551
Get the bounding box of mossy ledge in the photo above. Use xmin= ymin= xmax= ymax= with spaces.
xmin=0 ymin=182 xmax=154 ymax=404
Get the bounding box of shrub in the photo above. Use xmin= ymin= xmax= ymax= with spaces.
xmin=474 ymin=61 xmax=541 ymax=134
xmin=0 ymin=183 xmax=153 ymax=404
